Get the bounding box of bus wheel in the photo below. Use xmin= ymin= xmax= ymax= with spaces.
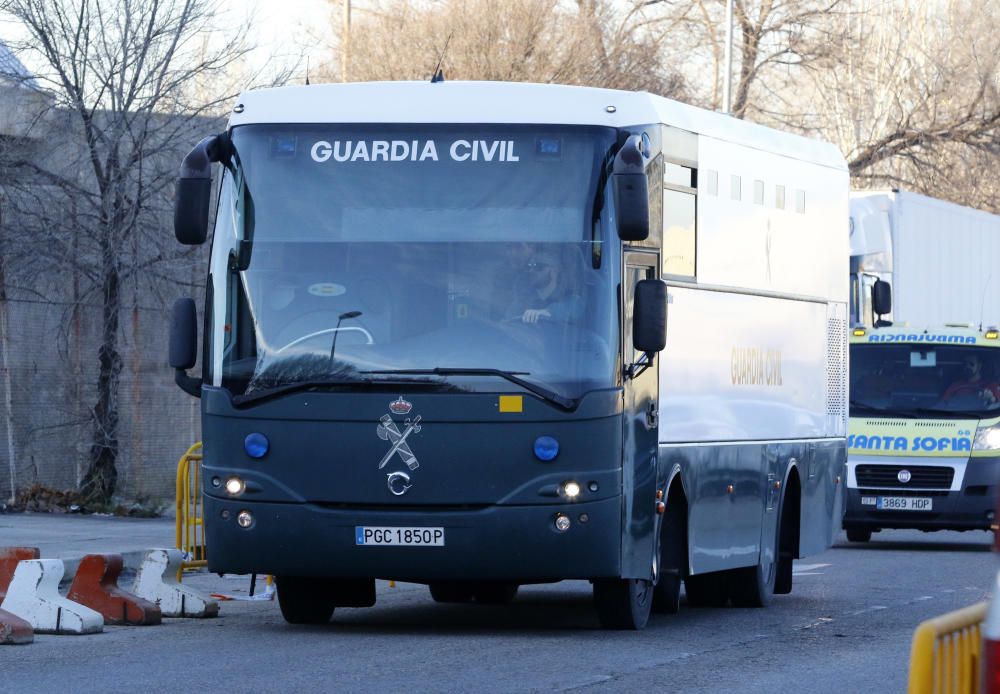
xmin=429 ymin=582 xmax=476 ymax=603
xmin=653 ymin=493 xmax=686 ymax=614
xmin=472 ymin=582 xmax=519 ymax=605
xmin=684 ymin=571 xmax=729 ymax=607
xmin=728 ymin=556 xmax=775 ymax=608
xmin=276 ymin=576 xmax=337 ymax=624
xmin=846 ymin=527 xmax=872 ymax=543
xmin=593 ymin=578 xmax=653 ymax=630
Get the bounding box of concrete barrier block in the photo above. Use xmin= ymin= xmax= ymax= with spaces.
xmin=68 ymin=554 xmax=162 ymax=626
xmin=132 ymin=549 xmax=219 ymax=618
xmin=0 ymin=559 xmax=103 ymax=634
xmin=0 ymin=547 xmax=41 ymax=601
xmin=0 ymin=607 xmax=33 ymax=645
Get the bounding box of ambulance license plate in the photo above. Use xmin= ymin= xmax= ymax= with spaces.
xmin=876 ymin=496 xmax=933 ymax=511
xmin=355 ymin=527 xmax=445 ymax=546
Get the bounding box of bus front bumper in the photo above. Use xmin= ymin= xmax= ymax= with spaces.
xmin=202 ymin=494 xmax=623 ymax=582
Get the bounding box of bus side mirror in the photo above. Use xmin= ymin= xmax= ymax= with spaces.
xmin=872 ymin=279 xmax=892 ymax=325
xmin=634 ymin=279 xmax=667 ymax=353
xmin=170 ymin=297 xmax=202 ymax=397
xmin=612 ymin=135 xmax=650 ymax=241
xmin=174 ymin=134 xmax=228 ymax=245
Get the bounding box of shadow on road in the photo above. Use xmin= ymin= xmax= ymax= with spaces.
xmin=255 ymin=586 xmax=752 ymax=636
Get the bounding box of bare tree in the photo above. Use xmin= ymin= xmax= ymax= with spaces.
xmin=319 ymin=0 xmax=687 ymax=97
xmin=0 ymin=0 xmax=251 ymax=504
xmin=648 ymin=0 xmax=847 ymax=117
xmin=799 ymin=0 xmax=1000 ymax=206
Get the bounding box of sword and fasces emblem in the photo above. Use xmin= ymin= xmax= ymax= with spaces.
xmin=377 ymin=413 xmax=422 ymax=470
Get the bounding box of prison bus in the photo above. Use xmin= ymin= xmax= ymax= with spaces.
xmin=168 ymin=82 xmax=849 ymax=630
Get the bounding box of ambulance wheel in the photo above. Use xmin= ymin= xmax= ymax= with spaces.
xmin=684 ymin=571 xmax=729 ymax=607
xmin=276 ymin=576 xmax=337 ymax=624
xmin=472 ymin=582 xmax=519 ymax=605
xmin=593 ymin=578 xmax=653 ymax=630
xmin=846 ymin=527 xmax=872 ymax=543
xmin=429 ymin=582 xmax=476 ymax=603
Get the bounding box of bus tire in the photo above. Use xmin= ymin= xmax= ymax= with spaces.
xmin=473 ymin=582 xmax=519 ymax=605
xmin=653 ymin=489 xmax=687 ymax=614
xmin=429 ymin=582 xmax=476 ymax=603
xmin=846 ymin=527 xmax=872 ymax=543
xmin=728 ymin=557 xmax=775 ymax=608
xmin=276 ymin=576 xmax=337 ymax=624
xmin=593 ymin=578 xmax=653 ymax=630
xmin=684 ymin=571 xmax=729 ymax=607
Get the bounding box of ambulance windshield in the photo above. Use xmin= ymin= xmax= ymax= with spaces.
xmin=208 ymin=124 xmax=620 ymax=401
xmin=850 ymin=343 xmax=1000 ymax=417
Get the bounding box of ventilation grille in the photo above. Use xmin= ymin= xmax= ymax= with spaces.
xmin=856 ymin=465 xmax=954 ymax=490
xmin=826 ymin=316 xmax=847 ymax=419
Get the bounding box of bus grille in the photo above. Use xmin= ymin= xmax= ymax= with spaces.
xmin=856 ymin=465 xmax=954 ymax=489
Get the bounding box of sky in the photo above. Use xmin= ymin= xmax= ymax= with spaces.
xmin=0 ymin=0 xmax=335 ymax=86
xmin=226 ymin=0 xmax=335 ymax=80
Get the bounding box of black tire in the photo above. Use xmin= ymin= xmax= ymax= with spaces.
xmin=276 ymin=576 xmax=337 ymax=624
xmin=593 ymin=578 xmax=653 ymax=630
xmin=729 ymin=558 xmax=775 ymax=608
xmin=429 ymin=582 xmax=476 ymax=603
xmin=774 ymin=489 xmax=796 ymax=595
xmin=684 ymin=571 xmax=729 ymax=607
xmin=653 ymin=491 xmax=686 ymax=614
xmin=846 ymin=527 xmax=872 ymax=543
xmin=653 ymin=571 xmax=682 ymax=614
xmin=472 ymin=582 xmax=519 ymax=605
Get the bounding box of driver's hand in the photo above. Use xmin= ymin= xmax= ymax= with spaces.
xmin=983 ymin=389 xmax=998 ymax=405
xmin=521 ymin=309 xmax=551 ymax=324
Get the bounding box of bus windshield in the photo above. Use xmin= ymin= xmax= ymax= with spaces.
xmin=209 ymin=124 xmax=620 ymax=402
xmin=850 ymin=343 xmax=1000 ymax=417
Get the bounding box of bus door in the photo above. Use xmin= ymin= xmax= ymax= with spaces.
xmin=621 ymin=252 xmax=661 ymax=579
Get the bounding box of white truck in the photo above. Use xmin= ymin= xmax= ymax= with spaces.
xmin=849 ymin=190 xmax=1000 ymax=327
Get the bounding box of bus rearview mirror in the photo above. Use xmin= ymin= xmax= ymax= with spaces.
xmin=612 ymin=134 xmax=650 ymax=242
xmin=169 ymin=297 xmax=202 ymax=397
xmin=174 ymin=134 xmax=229 ymax=245
xmin=634 ymin=279 xmax=667 ymax=353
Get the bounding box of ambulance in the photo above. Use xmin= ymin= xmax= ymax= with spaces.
xmin=845 ymin=324 xmax=1000 ymax=541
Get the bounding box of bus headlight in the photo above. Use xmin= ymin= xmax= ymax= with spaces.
xmin=974 ymin=425 xmax=1000 ymax=452
xmin=560 ymin=481 xmax=581 ymax=500
xmin=225 ymin=477 xmax=246 ymax=495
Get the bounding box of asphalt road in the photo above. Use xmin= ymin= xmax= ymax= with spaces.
xmin=2 ymin=529 xmax=995 ymax=693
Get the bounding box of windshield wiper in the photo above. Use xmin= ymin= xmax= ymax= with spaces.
xmin=233 ymin=375 xmax=453 ymax=406
xmin=362 ymin=368 xmax=576 ymax=410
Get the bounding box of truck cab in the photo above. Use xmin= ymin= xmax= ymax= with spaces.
xmin=845 ymin=324 xmax=1000 ymax=540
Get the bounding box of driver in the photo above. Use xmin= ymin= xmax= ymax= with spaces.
xmin=506 ymin=245 xmax=583 ymax=325
xmin=942 ymin=354 xmax=1000 ymax=404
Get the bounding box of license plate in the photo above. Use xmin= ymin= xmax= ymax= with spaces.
xmin=355 ymin=526 xmax=445 ymax=546
xmin=876 ymin=496 xmax=933 ymax=511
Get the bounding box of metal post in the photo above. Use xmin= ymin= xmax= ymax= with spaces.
xmin=722 ymin=0 xmax=734 ymax=114
xmin=342 ymin=0 xmax=351 ymax=83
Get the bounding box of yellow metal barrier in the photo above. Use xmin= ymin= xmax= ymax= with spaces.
xmin=175 ymin=442 xmax=206 ymax=579
xmin=908 ymin=601 xmax=988 ymax=694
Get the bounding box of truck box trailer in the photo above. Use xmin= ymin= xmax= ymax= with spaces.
xmin=850 ymin=190 xmax=1000 ymax=328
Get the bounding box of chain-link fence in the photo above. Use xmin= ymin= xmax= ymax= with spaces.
xmin=0 ymin=295 xmax=201 ymax=503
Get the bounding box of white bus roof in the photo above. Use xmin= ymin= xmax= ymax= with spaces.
xmin=229 ymin=81 xmax=846 ymax=170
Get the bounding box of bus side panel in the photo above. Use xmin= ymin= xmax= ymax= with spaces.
xmin=799 ymin=439 xmax=846 ymax=557
xmin=664 ymin=442 xmax=765 ymax=576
